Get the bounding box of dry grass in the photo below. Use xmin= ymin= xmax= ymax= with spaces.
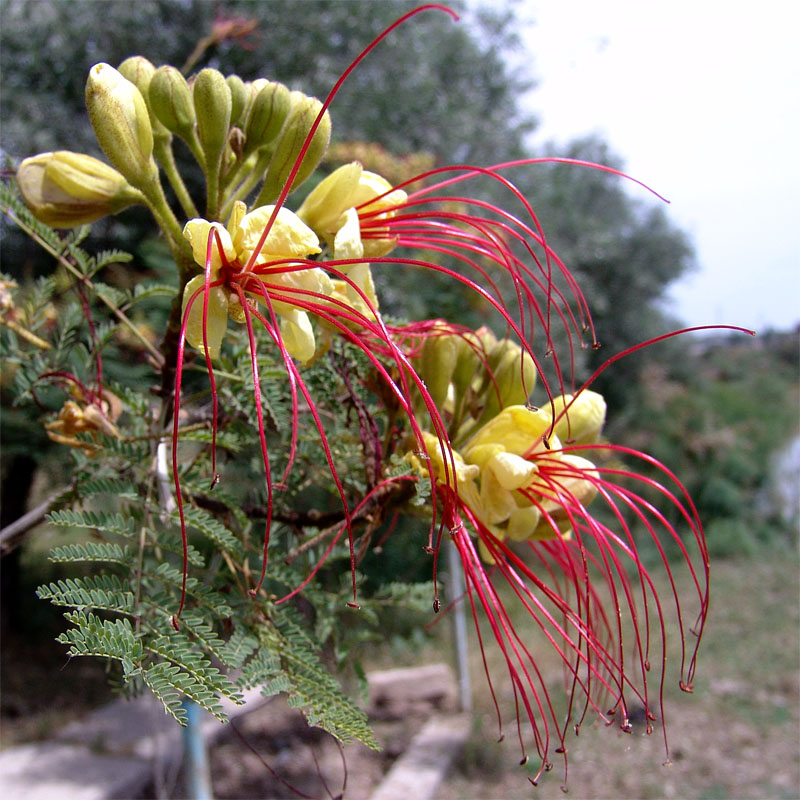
xmin=437 ymin=554 xmax=800 ymax=799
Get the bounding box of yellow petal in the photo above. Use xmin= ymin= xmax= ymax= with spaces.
xmin=550 ymin=390 xmax=607 ymax=445
xmin=417 ymin=431 xmax=480 ymax=486
xmin=463 ymin=442 xmax=506 ymax=470
xmin=296 ymin=162 xmax=363 ymax=233
xmin=236 ymin=205 xmax=320 ymax=266
xmin=485 ymin=450 xmax=538 ymax=491
xmin=537 ymin=454 xmax=599 ymax=515
xmin=226 ymin=200 xmax=247 ymax=241
xmin=183 ymin=219 xmax=235 ymax=274
xmin=181 ymin=274 xmax=228 ymax=359
xmin=278 ymin=308 xmax=316 ymax=363
xmin=477 ymin=527 xmax=506 ymax=565
xmin=332 ymin=207 xmax=365 ymax=261
xmin=464 ymin=405 xmax=554 ymax=459
xmin=530 ymin=516 xmax=573 ymax=541
xmin=506 ymin=505 xmax=542 ymax=541
xmin=351 ymin=172 xmax=407 ymax=213
xmin=479 ymin=467 xmax=517 ymax=525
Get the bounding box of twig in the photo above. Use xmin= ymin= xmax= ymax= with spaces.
xmin=0 ymin=484 xmax=72 ymax=553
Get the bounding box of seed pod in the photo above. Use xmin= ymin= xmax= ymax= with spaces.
xmin=149 ymin=65 xmax=196 ymax=141
xmin=85 ymin=63 xmax=156 ymax=189
xmin=256 ymin=93 xmax=331 ymax=205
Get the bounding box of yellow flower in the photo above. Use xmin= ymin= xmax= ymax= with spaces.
xmin=298 ymin=161 xmax=407 ymax=257
xmin=181 ymin=202 xmax=329 ymax=362
xmin=297 ymin=162 xmax=408 ymax=315
xmin=460 ymin=402 xmax=602 ymax=543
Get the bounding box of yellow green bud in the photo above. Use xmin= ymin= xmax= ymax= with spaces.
xmin=193 ymin=68 xmax=232 ymax=170
xmin=256 ymin=93 xmax=331 ymax=205
xmin=476 ymin=339 xmax=536 ymax=427
xmin=419 ymin=327 xmax=459 ymax=410
xmin=17 ymin=150 xmax=145 ymax=227
xmin=226 ymin=74 xmax=248 ymax=127
xmin=117 ymin=56 xmax=171 ymax=144
xmin=243 ymin=80 xmax=291 ymax=158
xmin=85 ymin=63 xmax=156 ymax=189
xmin=149 ymin=65 xmax=196 ymax=141
xmin=550 ymin=390 xmax=606 ymax=445
xmin=451 ymin=330 xmax=483 ymax=394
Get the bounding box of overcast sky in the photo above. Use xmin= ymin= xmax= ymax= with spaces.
xmin=507 ymin=0 xmax=799 ymax=333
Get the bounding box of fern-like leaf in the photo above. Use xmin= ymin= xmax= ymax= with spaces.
xmin=49 ymin=541 xmax=131 ymax=565
xmin=142 ymin=661 xmax=188 ymax=726
xmin=173 ymin=506 xmax=245 ymax=559
xmin=46 ymin=508 xmax=136 ymax=537
xmin=78 ymin=478 xmax=139 ymax=499
xmin=219 ymin=626 xmax=259 ymax=669
xmin=269 ymin=607 xmax=380 ymax=750
xmin=58 ymin=610 xmax=142 ymax=677
xmin=37 ymin=574 xmax=135 ymax=614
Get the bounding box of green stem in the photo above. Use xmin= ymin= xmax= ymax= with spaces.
xmin=154 ymin=136 xmax=199 ymax=220
xmin=219 ymin=149 xmax=272 ymax=219
xmin=139 ymin=175 xmax=195 ymax=284
xmin=205 ymin=157 xmax=220 ymax=220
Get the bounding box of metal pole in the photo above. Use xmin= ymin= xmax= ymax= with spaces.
xmin=446 ymin=538 xmax=472 ymax=713
xmin=156 ymin=442 xmax=213 ymax=799
xmin=182 ymin=700 xmax=213 ymax=800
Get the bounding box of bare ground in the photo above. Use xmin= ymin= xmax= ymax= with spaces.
xmin=3 ymin=555 xmax=799 ymax=799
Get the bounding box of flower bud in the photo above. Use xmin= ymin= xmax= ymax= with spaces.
xmin=476 ymin=339 xmax=536 ymax=427
xmin=256 ymin=93 xmax=331 ymax=205
xmin=85 ymin=63 xmax=156 ymax=189
xmin=243 ymin=80 xmax=291 ymax=158
xmin=296 ymin=162 xmax=362 ymax=233
xmin=149 ymin=65 xmax=196 ymax=141
xmin=193 ymin=68 xmax=232 ymax=170
xmin=17 ymin=151 xmax=145 ymax=227
xmin=451 ymin=330 xmax=483 ymax=394
xmin=550 ymin=390 xmax=606 ymax=445
xmin=419 ymin=326 xmax=459 ymax=410
xmin=226 ymin=74 xmax=248 ymax=127
xmin=117 ymin=56 xmax=171 ymax=144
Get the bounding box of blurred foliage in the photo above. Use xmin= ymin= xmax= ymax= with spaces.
xmin=620 ymin=329 xmax=800 ymax=558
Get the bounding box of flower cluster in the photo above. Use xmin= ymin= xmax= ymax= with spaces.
xmin=15 ymin=5 xmax=712 ymax=784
